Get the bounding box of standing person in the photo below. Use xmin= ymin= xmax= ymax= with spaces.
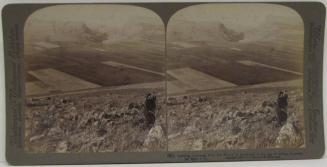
xmin=278 ymin=91 xmax=288 ymax=111
xmin=277 ymin=91 xmax=284 ymax=109
xmin=283 ymin=90 xmax=289 ymax=109
xmin=276 ymin=91 xmax=288 ymax=125
xmin=144 ymin=93 xmax=156 ymax=128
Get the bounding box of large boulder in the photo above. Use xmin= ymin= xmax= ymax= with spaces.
xmin=143 ymin=125 xmax=165 ymax=151
xmin=275 ymin=122 xmax=304 ymax=148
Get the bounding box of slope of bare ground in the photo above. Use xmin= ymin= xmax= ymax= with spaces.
xmin=167 ymin=83 xmax=304 ymax=151
xmin=25 ymin=88 xmax=166 ymax=153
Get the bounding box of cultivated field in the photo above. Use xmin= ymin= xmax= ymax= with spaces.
xmin=167 ymin=68 xmax=236 ymax=95
xmin=25 ymin=39 xmax=165 ymax=96
xmin=28 ymin=68 xmax=100 ymax=94
xmin=24 ymin=6 xmax=165 ymax=96
xmin=166 ymin=41 xmax=303 ymax=86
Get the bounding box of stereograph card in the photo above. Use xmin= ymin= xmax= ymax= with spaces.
xmin=2 ymin=1 xmax=325 ymax=165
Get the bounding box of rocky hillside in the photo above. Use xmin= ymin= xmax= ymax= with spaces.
xmin=25 ymin=88 xmax=166 ymax=153
xmin=25 ymin=84 xmax=305 ymax=152
xmin=167 ymin=85 xmax=304 ymax=151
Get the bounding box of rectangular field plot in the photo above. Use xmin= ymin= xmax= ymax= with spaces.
xmin=167 ymin=80 xmax=189 ymax=94
xmin=110 ymin=81 xmax=165 ymax=90
xmin=102 ymin=61 xmax=164 ymax=76
xmin=60 ymin=63 xmax=164 ymax=87
xmin=28 ymin=68 xmax=101 ymax=92
xmin=194 ymin=60 xmax=302 ymax=86
xmin=167 ymin=68 xmax=236 ymax=92
xmin=238 ymin=60 xmax=303 ymax=76
xmin=169 ymin=42 xmax=197 ymax=49
xmin=25 ymin=81 xmax=52 ymax=96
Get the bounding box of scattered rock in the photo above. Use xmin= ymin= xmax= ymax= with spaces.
xmin=128 ymin=103 xmax=135 ymax=109
xmin=102 ymin=113 xmax=111 ymax=119
xmin=191 ymin=139 xmax=203 ymax=150
xmin=183 ymin=125 xmax=198 ymax=135
xmin=56 ymin=141 xmax=68 ymax=153
xmin=168 ymin=132 xmax=181 ymax=139
xmin=262 ymin=101 xmax=269 ymax=107
xmin=97 ymin=128 xmax=107 ymax=137
xmin=231 ymin=126 xmax=242 ymax=135
xmin=47 ymin=127 xmax=62 ymax=136
xmin=29 ymin=134 xmax=45 ymax=142
xmin=236 ymin=111 xmax=246 ymax=117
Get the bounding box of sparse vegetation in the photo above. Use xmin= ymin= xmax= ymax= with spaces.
xmin=168 ymin=85 xmax=304 ymax=151
xmin=25 ymin=88 xmax=166 ymax=152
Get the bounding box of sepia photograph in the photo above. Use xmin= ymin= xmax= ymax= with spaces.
xmin=166 ymin=4 xmax=305 ymax=151
xmin=24 ymin=5 xmax=167 ymax=153
xmin=3 ymin=1 xmax=326 ymax=165
xmin=23 ymin=3 xmax=305 ymax=154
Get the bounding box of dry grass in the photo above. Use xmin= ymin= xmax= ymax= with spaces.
xmin=168 ymin=85 xmax=305 ymax=151
xmin=25 ymin=88 xmax=166 ymax=153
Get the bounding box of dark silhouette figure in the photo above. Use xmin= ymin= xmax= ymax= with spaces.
xmin=277 ymin=91 xmax=288 ymax=110
xmin=276 ymin=91 xmax=288 ymax=125
xmin=144 ymin=93 xmax=156 ymax=127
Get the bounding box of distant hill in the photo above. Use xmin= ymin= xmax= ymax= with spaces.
xmin=25 ymin=16 xmax=164 ymax=47
xmin=168 ymin=14 xmax=303 ymax=47
xmin=168 ymin=19 xmax=245 ymax=44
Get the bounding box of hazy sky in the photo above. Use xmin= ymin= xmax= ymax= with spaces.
xmin=168 ymin=3 xmax=303 ymax=32
xmin=25 ymin=4 xmax=303 ymax=33
xmin=24 ymin=4 xmax=166 ymax=44
xmin=25 ymin=4 xmax=163 ymax=31
xmin=24 ymin=4 xmax=303 ymax=44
